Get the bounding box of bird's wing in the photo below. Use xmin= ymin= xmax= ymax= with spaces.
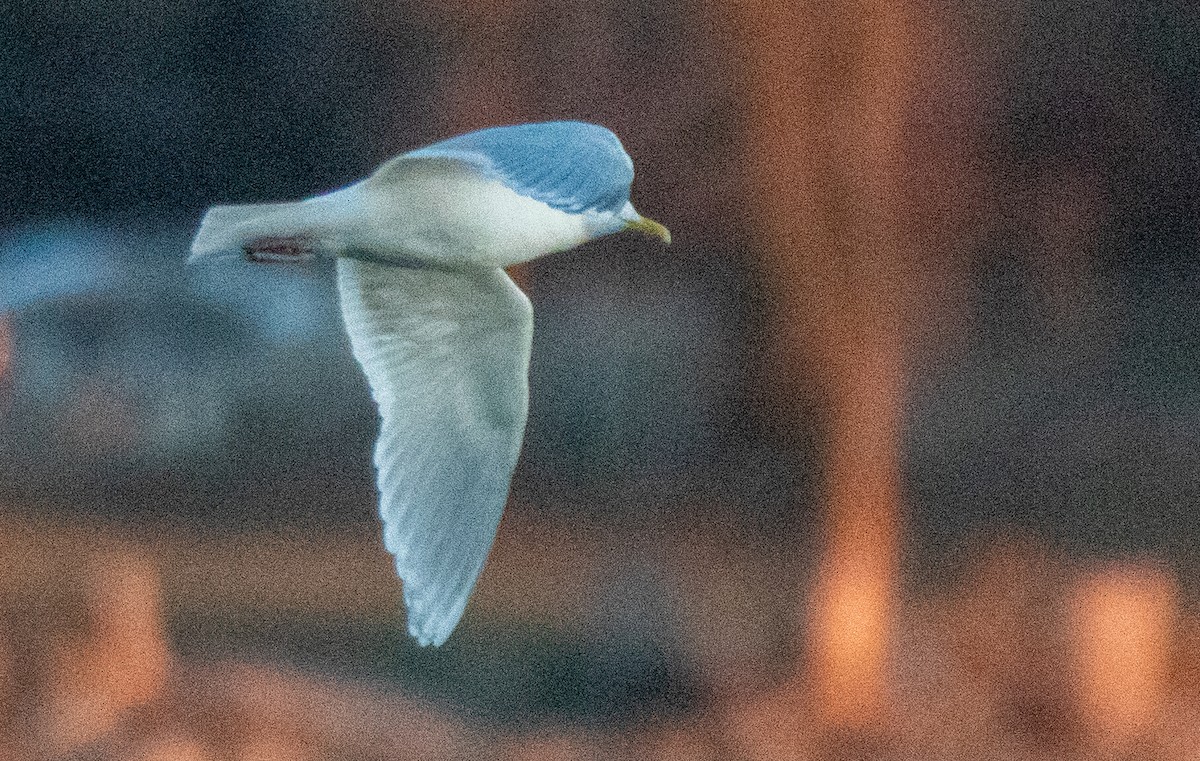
xmin=336 ymin=257 xmax=532 ymax=646
xmin=371 ymin=122 xmax=634 ymax=215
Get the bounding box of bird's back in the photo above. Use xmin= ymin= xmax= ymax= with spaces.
xmin=403 ymin=121 xmax=635 ymax=216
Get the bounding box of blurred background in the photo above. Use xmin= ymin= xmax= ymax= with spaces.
xmin=2 ymin=0 xmax=1200 ymax=758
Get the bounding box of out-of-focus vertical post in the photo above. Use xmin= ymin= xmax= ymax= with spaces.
xmin=730 ymin=0 xmax=914 ymax=728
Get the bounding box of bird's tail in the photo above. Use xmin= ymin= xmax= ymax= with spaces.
xmin=189 ymin=200 xmax=335 ymax=264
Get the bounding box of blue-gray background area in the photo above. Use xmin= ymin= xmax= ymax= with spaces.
xmin=2 ymin=0 xmax=1200 ymax=570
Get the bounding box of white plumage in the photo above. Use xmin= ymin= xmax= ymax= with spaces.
xmin=189 ymin=121 xmax=669 ymax=646
xmin=191 ymin=157 xmax=596 ymax=270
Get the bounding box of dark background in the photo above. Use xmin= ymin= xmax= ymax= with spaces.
xmin=2 ymin=1 xmax=1199 ymax=757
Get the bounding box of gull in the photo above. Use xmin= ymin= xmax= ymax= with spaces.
xmin=189 ymin=121 xmax=670 ymax=645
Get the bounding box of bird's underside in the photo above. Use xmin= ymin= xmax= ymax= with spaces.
xmin=336 ymin=257 xmax=534 ymax=646
xmin=243 ymin=235 xmax=318 ymax=263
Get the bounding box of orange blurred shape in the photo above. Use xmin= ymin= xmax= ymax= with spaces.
xmin=44 ymin=549 xmax=170 ymax=752
xmin=806 ymin=387 xmax=900 ymax=729
xmin=730 ymin=0 xmax=909 ymax=736
xmin=1068 ymin=564 xmax=1177 ymax=744
xmin=808 ymin=556 xmax=892 ymax=728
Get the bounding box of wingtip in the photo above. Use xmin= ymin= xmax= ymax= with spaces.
xmin=402 ymin=582 xmax=461 ymax=647
xmin=408 ymin=617 xmax=452 ymax=647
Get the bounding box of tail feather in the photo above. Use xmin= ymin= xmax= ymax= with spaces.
xmin=189 ymin=201 xmax=327 ymax=263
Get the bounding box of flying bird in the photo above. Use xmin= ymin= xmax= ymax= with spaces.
xmin=189 ymin=121 xmax=670 ymax=646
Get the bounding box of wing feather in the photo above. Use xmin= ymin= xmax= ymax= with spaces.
xmin=336 ymin=258 xmax=532 ymax=646
xmin=390 ymin=121 xmax=634 ymax=216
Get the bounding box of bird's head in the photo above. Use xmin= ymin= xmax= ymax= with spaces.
xmin=410 ymin=122 xmax=672 ymax=251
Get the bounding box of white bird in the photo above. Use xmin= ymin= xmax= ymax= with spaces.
xmin=189 ymin=121 xmax=670 ymax=646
